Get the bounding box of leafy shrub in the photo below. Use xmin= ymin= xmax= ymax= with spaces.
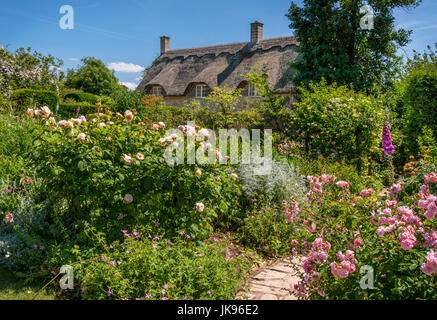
xmin=110 ymin=86 xmax=141 ymax=112
xmin=400 ymin=45 xmax=437 ymax=155
xmin=246 ymin=69 xmax=290 ymax=132
xmin=97 ymin=95 xmax=113 ymax=107
xmin=237 ymin=206 xmax=297 ymax=257
xmin=0 ymin=113 xmax=37 ymax=179
xmin=289 ymin=80 xmax=384 ymax=175
xmin=11 ymin=89 xmax=59 ymax=110
xmin=0 ymin=47 xmax=62 ymax=99
xmin=65 ymin=57 xmax=118 ymax=96
xmin=76 ymin=235 xmax=257 ymax=300
xmin=139 ymin=105 xmax=192 ymax=128
xmin=27 ymin=110 xmax=243 ymax=245
xmin=56 ymin=102 xmax=97 ymax=118
xmin=63 ymin=91 xmax=98 ymax=105
xmin=141 ymin=94 xmax=165 ymax=107
xmin=297 ymin=155 xmax=384 ymax=194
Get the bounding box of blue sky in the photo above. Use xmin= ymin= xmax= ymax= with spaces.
xmin=1 ymin=0 xmax=436 ymax=90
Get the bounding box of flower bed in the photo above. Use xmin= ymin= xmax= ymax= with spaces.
xmin=289 ymin=173 xmax=437 ymax=299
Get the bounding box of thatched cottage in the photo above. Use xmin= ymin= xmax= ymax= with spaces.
xmin=138 ymin=21 xmax=298 ymax=109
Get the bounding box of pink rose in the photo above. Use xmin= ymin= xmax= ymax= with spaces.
xmin=124 ymin=110 xmax=134 ymax=121
xmin=336 ymin=181 xmax=351 ymax=189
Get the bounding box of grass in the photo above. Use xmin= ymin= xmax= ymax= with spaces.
xmin=0 ymin=266 xmax=58 ymax=300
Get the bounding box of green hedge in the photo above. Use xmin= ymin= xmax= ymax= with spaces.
xmin=138 ymin=105 xmax=192 ymax=127
xmin=11 ymin=89 xmax=59 ymax=110
xmin=57 ymin=102 xmax=97 ymax=118
xmin=63 ymin=91 xmax=99 ymax=105
xmin=139 ymin=105 xmax=263 ymax=130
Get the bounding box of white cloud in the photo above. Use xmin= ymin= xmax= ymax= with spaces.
xmin=108 ymin=62 xmax=145 ymax=73
xmin=135 ymin=76 xmax=143 ymax=81
xmin=69 ymin=58 xmax=80 ymax=61
xmin=415 ymin=24 xmax=437 ymax=31
xmin=119 ymin=82 xmax=138 ymax=91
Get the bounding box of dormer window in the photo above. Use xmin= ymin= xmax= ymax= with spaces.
xmin=248 ymin=83 xmax=260 ymax=97
xmin=151 ymin=86 xmax=163 ymax=97
xmin=195 ymin=84 xmax=208 ymax=98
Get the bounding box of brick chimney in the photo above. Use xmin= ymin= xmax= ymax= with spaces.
xmin=160 ymin=36 xmax=170 ymax=54
xmin=250 ymin=20 xmax=263 ymax=43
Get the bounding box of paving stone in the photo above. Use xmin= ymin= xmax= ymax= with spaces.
xmin=238 ymin=255 xmax=304 ymax=301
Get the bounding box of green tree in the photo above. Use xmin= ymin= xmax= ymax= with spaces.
xmin=110 ymin=85 xmax=142 ymax=112
xmin=290 ymin=79 xmax=384 ymax=174
xmin=286 ymin=0 xmax=421 ymax=93
xmin=400 ymin=44 xmax=437 ymax=155
xmin=246 ymin=69 xmax=289 ymax=131
xmin=204 ymin=86 xmax=242 ymax=115
xmin=65 ymin=57 xmax=119 ymax=96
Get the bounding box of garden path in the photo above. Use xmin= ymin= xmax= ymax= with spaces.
xmin=237 ymin=256 xmax=303 ymax=300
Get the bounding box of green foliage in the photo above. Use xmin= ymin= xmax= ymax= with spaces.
xmin=289 ymin=80 xmax=384 ymax=174
xmin=204 ymin=86 xmax=242 ymax=114
xmin=28 ymin=113 xmax=244 ymax=244
xmin=56 ymin=102 xmax=97 ymax=119
xmin=65 ymin=57 xmax=118 ymax=96
xmin=110 ymin=86 xmax=141 ymax=112
xmin=63 ymin=91 xmax=99 ymax=105
xmin=0 ymin=267 xmax=56 ymax=300
xmin=246 ymin=69 xmax=289 ymax=131
xmin=11 ymin=89 xmax=59 ymax=110
xmin=77 ymin=236 xmax=256 ymax=300
xmin=140 ymin=105 xmax=192 ymax=128
xmin=297 ymin=155 xmax=384 ymax=194
xmin=286 ymin=0 xmax=420 ymax=92
xmin=237 ymin=207 xmax=296 ymax=257
xmin=400 ymin=45 xmax=437 ymax=155
xmin=0 ymin=113 xmax=38 ymax=179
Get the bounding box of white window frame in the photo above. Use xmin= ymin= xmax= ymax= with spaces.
xmin=195 ymin=84 xmax=208 ymax=98
xmin=248 ymin=83 xmax=260 ymax=97
xmin=151 ymin=86 xmax=163 ymax=97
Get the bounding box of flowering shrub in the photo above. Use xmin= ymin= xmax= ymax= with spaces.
xmin=289 ymin=80 xmax=384 ymax=174
xmin=290 ymin=172 xmax=437 ymax=299
xmin=0 ymin=47 xmax=61 ymax=99
xmin=76 ymin=234 xmax=257 ymax=300
xmin=27 ymin=107 xmax=243 ymax=244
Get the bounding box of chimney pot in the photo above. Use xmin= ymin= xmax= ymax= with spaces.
xmin=250 ymin=21 xmax=263 ymax=43
xmin=160 ymin=36 xmax=170 ymax=54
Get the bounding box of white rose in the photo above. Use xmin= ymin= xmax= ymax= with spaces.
xmin=124 ymin=194 xmax=133 ymax=204
xmin=196 ymin=202 xmax=204 ymax=213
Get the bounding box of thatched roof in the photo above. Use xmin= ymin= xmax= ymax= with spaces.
xmin=138 ymin=36 xmax=298 ymax=96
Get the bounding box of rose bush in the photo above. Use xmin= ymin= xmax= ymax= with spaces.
xmin=290 ymin=172 xmax=437 ymax=299
xmin=25 ymin=107 xmax=244 ymax=246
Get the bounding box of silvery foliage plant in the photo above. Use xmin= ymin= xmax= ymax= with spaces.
xmin=239 ymin=156 xmax=307 ymax=206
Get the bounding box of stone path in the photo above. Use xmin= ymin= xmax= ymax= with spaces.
xmin=237 ymin=256 xmax=303 ymax=300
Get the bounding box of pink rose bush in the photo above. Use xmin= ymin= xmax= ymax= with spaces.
xmin=290 ymin=172 xmax=437 ymax=299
